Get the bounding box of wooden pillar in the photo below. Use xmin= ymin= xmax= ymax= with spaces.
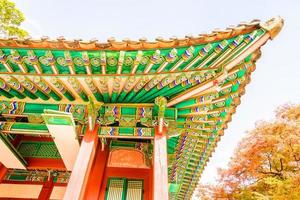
xmin=38 ymin=176 xmax=54 ymax=200
xmin=83 ymin=144 xmax=109 ymax=200
xmin=153 ymin=126 xmax=169 ymax=200
xmin=63 ymin=125 xmax=99 ymax=200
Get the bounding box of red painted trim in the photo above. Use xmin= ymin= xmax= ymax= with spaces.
xmin=26 ymin=158 xmax=66 ymax=170
xmin=1 ymin=180 xmax=44 ymax=185
xmin=149 ymin=167 xmax=153 ymax=200
xmin=38 ymin=177 xmax=54 ymax=200
xmin=1 ymin=180 xmax=67 ymax=187
xmin=0 ymin=198 xmax=35 ymax=200
xmin=53 ymin=182 xmax=68 ymax=187
xmin=0 ymin=163 xmax=8 ymax=183
xmin=21 ymin=136 xmax=53 ymax=142
xmin=83 ymin=144 xmax=109 ymax=200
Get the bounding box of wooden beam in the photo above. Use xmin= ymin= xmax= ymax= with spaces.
xmin=63 ymin=124 xmax=99 ymax=200
xmin=26 ymin=158 xmax=66 ymax=170
xmin=153 ymin=126 xmax=169 ymax=200
xmin=1 ymin=180 xmax=67 ymax=186
xmin=38 ymin=176 xmax=54 ymax=200
xmin=167 ymin=33 xmax=270 ymax=107
xmin=0 ymin=184 xmax=42 ymax=199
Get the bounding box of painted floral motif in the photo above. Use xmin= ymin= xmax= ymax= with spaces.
xmin=119 ymin=117 xmax=136 ymax=127
xmin=85 ymin=78 xmax=98 ymax=93
xmin=133 ymin=77 xmax=150 ymax=92
xmin=4 ymin=169 xmax=70 ymax=183
xmin=73 ymin=57 xmax=84 ymax=66
xmin=0 ymin=101 xmax=24 ymax=114
xmin=59 ymin=104 xmax=86 ymax=122
xmin=157 ymin=76 xmax=175 ymax=89
xmin=57 ymin=57 xmax=67 ymax=66
xmin=112 ymin=77 xmax=121 ymax=93
xmin=145 ymin=76 xmax=163 ymax=91
xmin=123 ymin=77 xmax=136 ymax=92
xmin=214 ymin=101 xmax=226 ymax=108
xmin=140 ymin=56 xmax=149 ymax=65
xmin=33 ymin=77 xmax=51 ymax=94
xmin=137 ymin=107 xmax=152 ymax=119
xmin=90 ymin=57 xmax=100 ymax=67
xmin=98 ymin=78 xmax=109 ymax=93
xmin=124 ymin=56 xmax=133 ymax=66
xmin=220 ymin=87 xmax=232 ymax=95
xmin=107 ymin=57 xmax=117 ymax=66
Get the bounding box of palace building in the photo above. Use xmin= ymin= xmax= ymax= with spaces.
xmin=0 ymin=17 xmax=283 ymax=199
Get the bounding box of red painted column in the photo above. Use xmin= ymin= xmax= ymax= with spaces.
xmin=153 ymin=126 xmax=169 ymax=200
xmin=63 ymin=125 xmax=99 ymax=200
xmin=38 ymin=177 xmax=54 ymax=200
xmin=83 ymin=144 xmax=109 ymax=200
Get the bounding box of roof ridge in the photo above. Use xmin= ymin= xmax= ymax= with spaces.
xmin=0 ymin=17 xmax=283 ymax=51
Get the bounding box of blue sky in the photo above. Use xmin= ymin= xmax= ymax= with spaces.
xmin=13 ymin=0 xmax=300 ymax=185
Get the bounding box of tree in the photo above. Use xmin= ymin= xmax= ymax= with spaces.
xmin=0 ymin=0 xmax=28 ymax=38
xmin=198 ymin=104 xmax=300 ymax=199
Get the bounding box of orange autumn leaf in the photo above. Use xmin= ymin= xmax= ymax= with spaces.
xmin=196 ymin=104 xmax=300 ymax=200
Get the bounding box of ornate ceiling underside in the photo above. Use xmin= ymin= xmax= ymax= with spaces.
xmin=0 ymin=17 xmax=283 ymax=199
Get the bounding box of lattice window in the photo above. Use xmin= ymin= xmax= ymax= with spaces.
xmin=17 ymin=141 xmax=61 ymax=158
xmin=126 ymin=180 xmax=143 ymax=200
xmin=105 ymin=178 xmax=143 ymax=200
xmin=106 ymin=179 xmax=125 ymax=200
xmin=18 ymin=143 xmax=37 ymax=157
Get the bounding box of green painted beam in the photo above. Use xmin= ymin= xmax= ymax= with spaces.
xmin=0 ymin=122 xmax=49 ymax=135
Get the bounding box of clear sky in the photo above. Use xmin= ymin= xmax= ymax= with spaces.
xmin=13 ymin=0 xmax=300 ymax=186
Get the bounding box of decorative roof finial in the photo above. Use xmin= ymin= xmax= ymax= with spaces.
xmin=260 ymin=16 xmax=284 ymax=40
